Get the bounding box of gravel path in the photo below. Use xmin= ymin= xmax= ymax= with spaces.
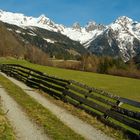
xmin=0 ymin=85 xmax=49 ymax=140
xmin=2 ymin=73 xmax=114 ymax=140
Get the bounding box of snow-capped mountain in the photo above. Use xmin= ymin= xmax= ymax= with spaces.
xmin=63 ymin=22 xmax=104 ymax=46
xmin=0 ymin=10 xmax=104 ymax=45
xmin=0 ymin=9 xmax=140 ymax=62
xmin=0 ymin=10 xmax=65 ymax=32
xmin=88 ymin=16 xmax=140 ymax=61
xmin=0 ymin=10 xmax=87 ymax=59
xmin=2 ymin=22 xmax=86 ymax=59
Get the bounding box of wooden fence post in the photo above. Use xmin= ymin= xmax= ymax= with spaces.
xmin=62 ymin=82 xmax=70 ymax=103
xmin=26 ymin=70 xmax=31 ymax=86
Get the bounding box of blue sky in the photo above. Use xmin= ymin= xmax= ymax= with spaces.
xmin=0 ymin=0 xmax=140 ymax=26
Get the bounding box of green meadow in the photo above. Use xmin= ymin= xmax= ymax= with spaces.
xmin=0 ymin=58 xmax=140 ymax=101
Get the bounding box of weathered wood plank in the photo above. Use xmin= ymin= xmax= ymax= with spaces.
xmin=6 ymin=64 xmax=43 ymax=75
xmin=29 ymin=72 xmax=67 ymax=87
xmin=70 ymin=80 xmax=92 ymax=91
xmin=91 ymin=88 xmax=119 ymax=100
xmin=119 ymin=97 xmax=140 ymax=108
xmin=10 ymin=69 xmax=28 ymax=79
xmin=39 ymin=85 xmax=63 ymax=99
xmin=7 ymin=64 xmax=69 ymax=83
xmin=14 ymin=68 xmax=30 ymax=76
xmin=64 ymin=90 xmax=108 ymax=113
xmin=70 ymin=80 xmax=119 ymax=100
xmin=65 ymin=96 xmax=102 ymax=117
xmin=67 ymin=84 xmax=89 ymax=95
xmin=100 ymin=116 xmax=140 ymax=140
xmin=29 ymin=78 xmax=64 ymax=92
xmin=106 ymin=110 xmax=140 ymax=130
xmin=67 ymin=84 xmax=116 ymax=106
xmin=112 ymin=106 xmax=140 ymax=120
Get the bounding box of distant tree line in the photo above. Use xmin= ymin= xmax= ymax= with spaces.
xmin=47 ymin=53 xmax=140 ymax=79
xmin=79 ymin=54 xmax=140 ymax=79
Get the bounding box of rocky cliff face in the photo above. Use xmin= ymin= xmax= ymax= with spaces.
xmin=88 ymin=16 xmax=140 ymax=61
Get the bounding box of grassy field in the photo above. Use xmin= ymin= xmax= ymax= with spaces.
xmin=0 ymin=58 xmax=140 ymax=101
xmin=0 ymin=74 xmax=84 ymax=140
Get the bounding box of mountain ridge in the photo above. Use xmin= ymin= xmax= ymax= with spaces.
xmin=88 ymin=16 xmax=140 ymax=61
xmin=0 ymin=9 xmax=140 ymax=62
xmin=0 ymin=9 xmax=104 ymax=45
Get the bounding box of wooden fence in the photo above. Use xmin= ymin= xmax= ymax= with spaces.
xmin=0 ymin=64 xmax=140 ymax=139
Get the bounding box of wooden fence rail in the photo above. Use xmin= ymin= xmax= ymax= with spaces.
xmin=0 ymin=64 xmax=140 ymax=139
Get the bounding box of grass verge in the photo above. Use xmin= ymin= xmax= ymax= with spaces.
xmin=0 ymin=102 xmax=15 ymax=140
xmin=0 ymin=74 xmax=84 ymax=140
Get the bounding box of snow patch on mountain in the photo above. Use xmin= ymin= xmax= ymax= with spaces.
xmin=7 ymin=28 xmax=12 ymax=31
xmin=61 ymin=21 xmax=105 ymax=45
xmin=62 ymin=28 xmax=95 ymax=44
xmin=43 ymin=38 xmax=56 ymax=44
xmin=27 ymin=32 xmax=37 ymax=36
xmin=15 ymin=30 xmax=22 ymax=34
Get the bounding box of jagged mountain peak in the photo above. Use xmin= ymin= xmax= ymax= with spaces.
xmin=88 ymin=16 xmax=140 ymax=62
xmin=115 ymin=16 xmax=133 ymax=23
xmin=85 ymin=21 xmax=96 ymax=32
xmin=38 ymin=14 xmax=50 ymax=22
xmin=38 ymin=14 xmax=46 ymax=19
xmin=37 ymin=14 xmax=54 ymax=26
xmin=72 ymin=22 xmax=81 ymax=30
xmin=111 ymin=16 xmax=133 ymax=27
xmin=86 ymin=21 xmax=96 ymax=26
xmin=108 ymin=16 xmax=137 ymax=35
xmin=85 ymin=20 xmax=105 ymax=32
